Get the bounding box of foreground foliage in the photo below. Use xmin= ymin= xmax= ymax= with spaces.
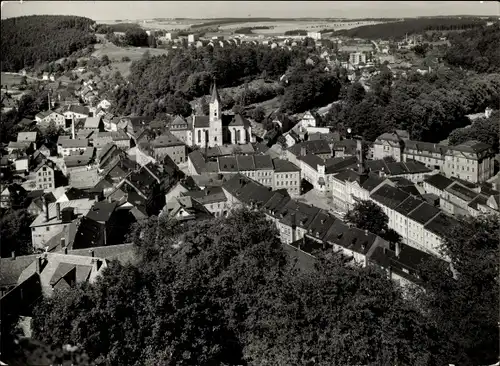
xmin=21 ymin=209 xmax=498 ymax=365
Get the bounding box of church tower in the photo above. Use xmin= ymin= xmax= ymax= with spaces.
xmin=208 ymin=81 xmax=223 ymax=146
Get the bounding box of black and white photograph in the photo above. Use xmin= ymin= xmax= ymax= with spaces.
xmin=0 ymin=1 xmax=499 ymax=365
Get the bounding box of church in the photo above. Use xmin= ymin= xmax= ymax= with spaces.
xmin=167 ymin=83 xmax=254 ymax=148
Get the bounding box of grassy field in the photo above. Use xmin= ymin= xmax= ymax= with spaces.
xmin=1 ymin=73 xmax=25 ymax=87
xmin=92 ymin=42 xmax=169 ymax=62
xmin=91 ymin=42 xmax=169 ymax=78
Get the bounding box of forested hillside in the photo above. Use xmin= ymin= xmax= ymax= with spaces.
xmin=1 ymin=15 xmax=96 ymax=71
xmin=111 ymin=45 xmax=298 ymax=116
xmin=326 ymin=68 xmax=500 ymax=142
xmin=444 ymin=23 xmax=500 ymax=73
xmin=334 ymin=17 xmax=487 ymax=40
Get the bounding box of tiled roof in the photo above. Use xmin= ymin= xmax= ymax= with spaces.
xmin=299 ymin=154 xmax=324 ymax=170
xmin=394 ymin=196 xmax=424 ymax=216
xmin=183 ymin=186 xmax=227 ymax=205
xmin=218 ymin=156 xmax=238 ymax=172
xmin=424 ymin=212 xmax=458 ymax=239
xmin=324 ymin=156 xmax=358 ymax=174
xmin=370 ymin=184 xmax=410 ymax=209
xmin=288 ymin=139 xmax=331 ymax=156
xmin=452 ymin=140 xmax=492 ymax=154
xmin=86 ymin=201 xmax=117 ymax=222
xmin=30 ymin=198 xmax=95 ymax=227
xmin=424 ymin=173 xmax=454 ymax=191
xmin=272 ymin=158 xmax=301 ymax=172
xmin=84 ymin=116 xmax=101 ymax=129
xmin=66 ymin=105 xmax=89 ymax=115
xmin=17 ymin=132 xmax=37 ymax=142
xmin=445 ymin=182 xmax=478 ymax=202
xmin=253 ymin=155 xmax=274 ymax=170
xmin=59 ymin=138 xmax=89 ymax=149
xmin=151 ymin=133 xmax=185 ymax=148
xmin=228 ymin=114 xmax=250 ymax=127
xmin=193 ymin=115 xmax=210 ymax=128
xmin=0 ymin=254 xmax=38 ymax=287
xmin=407 ymin=202 xmax=440 ymax=225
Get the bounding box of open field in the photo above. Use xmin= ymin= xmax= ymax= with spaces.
xmin=92 ymin=42 xmax=169 ymax=62
xmin=219 ymin=20 xmax=382 ymax=35
xmin=1 ymin=73 xmax=25 ymax=87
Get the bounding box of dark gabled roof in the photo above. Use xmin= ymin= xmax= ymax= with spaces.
xmin=324 ymin=156 xmax=358 ymax=174
xmin=219 ymin=156 xmax=238 ymax=172
xmin=193 ymin=115 xmax=210 ymax=128
xmin=183 ymin=186 xmax=227 ymax=205
xmin=360 ymin=174 xmax=385 ymax=191
xmin=86 ymin=201 xmax=117 ymax=223
xmin=370 ymin=184 xmax=410 ymax=209
xmin=394 ymin=196 xmax=424 ymax=216
xmin=424 ymin=212 xmax=459 ymax=238
xmin=254 ymin=155 xmax=274 ymax=170
xmin=445 ymin=182 xmax=478 ymax=202
xmin=49 ymin=262 xmax=76 ymax=286
xmin=333 ymin=169 xmax=361 ymax=183
xmin=188 ymin=150 xmax=206 ymax=174
xmin=407 ymin=202 xmax=440 ymax=225
xmin=272 ymin=158 xmax=301 ymax=172
xmin=307 ymin=211 xmax=337 ymax=241
xmin=151 ymin=133 xmax=185 ymax=148
xmin=288 ymin=139 xmax=331 ymax=156
xmin=222 ymin=174 xmax=274 ymax=208
xmin=424 ymin=173 xmax=454 ymax=191
xmin=236 ymin=155 xmax=255 ymax=171
xmin=0 ymin=254 xmax=38 ymax=287
xmin=253 ymin=143 xmax=270 ymax=154
xmin=229 ymin=114 xmax=250 ymax=127
xmin=299 ymin=154 xmax=324 ymax=170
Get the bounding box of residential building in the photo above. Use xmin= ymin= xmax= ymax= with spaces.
xmin=272 ymin=158 xmax=302 ymax=196
xmin=35 ymin=160 xmax=56 ymax=191
xmin=349 ymin=52 xmax=367 ymax=65
xmin=163 ymin=196 xmax=212 ymax=221
xmin=17 ymin=132 xmax=37 ymax=149
xmin=374 ymin=131 xmax=495 ymax=183
xmin=0 ymin=183 xmax=27 ymax=209
xmin=182 ymin=186 xmax=228 ymax=217
xmin=57 ymin=137 xmax=89 ymax=156
xmin=35 ymin=110 xmax=65 ymax=127
xmin=83 ymin=116 xmax=104 ymax=131
xmin=286 ymin=139 xmax=332 ymax=167
xmin=150 ymin=133 xmax=186 ymax=165
xmin=62 ymin=104 xmax=90 ymax=121
xmin=62 ymin=148 xmax=95 ymax=176
xmin=30 ymin=198 xmax=95 ymax=248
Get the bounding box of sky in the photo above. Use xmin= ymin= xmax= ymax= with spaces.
xmin=1 ymin=1 xmax=499 ymax=20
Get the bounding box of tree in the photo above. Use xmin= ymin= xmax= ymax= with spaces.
xmin=124 ymin=28 xmax=149 ymax=47
xmin=0 ymin=209 xmax=34 ymax=257
xmin=416 ymin=215 xmax=499 ymax=365
xmin=345 ymin=200 xmax=389 ymax=236
xmin=199 ymin=96 xmax=209 ymax=116
xmin=250 ymin=106 xmax=265 ymax=123
xmin=100 ymin=54 xmax=110 ymax=66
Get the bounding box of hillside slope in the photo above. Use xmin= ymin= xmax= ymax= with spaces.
xmin=1 ymin=15 xmax=96 ymax=72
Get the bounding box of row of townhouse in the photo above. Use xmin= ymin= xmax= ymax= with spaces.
xmin=369 ymin=182 xmax=458 ymax=258
xmin=423 ymin=173 xmax=499 ymax=217
xmin=221 ymin=173 xmax=444 ymax=287
xmin=373 ymin=130 xmax=495 ymax=183
xmin=188 ymin=150 xmax=302 ymax=196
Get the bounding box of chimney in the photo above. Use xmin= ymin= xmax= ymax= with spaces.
xmin=328 ymin=143 xmax=334 ymax=158
xmin=36 ymin=256 xmax=43 ymax=274
xmin=395 ymin=242 xmax=401 ymax=257
xmin=63 ymin=246 xmax=68 ymax=255
xmin=364 ymin=229 xmax=368 ymax=236
xmin=11 ymin=251 xmax=15 ymax=260
xmin=89 ymin=249 xmax=95 ymax=258
xmin=56 ymin=203 xmax=61 ymax=220
xmin=43 ymin=197 xmax=49 ymax=222
xmin=95 ymin=194 xmax=100 ymax=202
xmin=300 ymin=147 xmax=307 ymax=157
xmin=61 ymin=237 xmax=66 ymax=250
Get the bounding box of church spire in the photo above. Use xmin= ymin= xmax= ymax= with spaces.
xmin=210 ymin=78 xmax=221 ymax=103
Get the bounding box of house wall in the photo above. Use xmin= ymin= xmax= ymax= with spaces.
xmin=170 ymin=129 xmax=193 ymax=146
xmin=203 ymin=200 xmax=228 ymax=217
xmin=31 ymin=223 xmax=64 ymax=249
xmin=272 ymin=171 xmax=301 ymax=196
xmin=58 ymin=146 xmax=87 ymax=157
xmin=153 ymin=145 xmax=186 ymax=165
xmin=36 ymin=165 xmax=55 ymax=191
xmin=240 ymin=169 xmax=273 ymax=187
xmin=43 ymin=113 xmax=65 ymax=127
xmin=442 ymin=153 xmax=494 ymax=183
xmin=373 ymin=142 xmax=402 ymax=162
xmin=331 ymin=176 xmax=348 ymax=210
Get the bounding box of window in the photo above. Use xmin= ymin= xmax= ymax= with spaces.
xmin=46 ymin=227 xmax=50 ymax=231
xmin=43 ymin=167 xmax=46 ymax=171
xmin=197 ymin=130 xmax=201 ymax=143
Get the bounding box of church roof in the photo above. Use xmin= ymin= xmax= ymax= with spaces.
xmin=193 ymin=115 xmax=210 ymax=128
xmin=228 ymin=114 xmax=251 ymax=128
xmin=210 ymin=82 xmax=221 ymax=103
